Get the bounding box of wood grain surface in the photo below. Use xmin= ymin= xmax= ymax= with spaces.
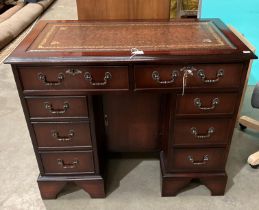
xmin=76 ymin=0 xmax=170 ymax=20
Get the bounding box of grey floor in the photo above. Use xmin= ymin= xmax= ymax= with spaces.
xmin=1 ymin=1 xmax=259 ymax=210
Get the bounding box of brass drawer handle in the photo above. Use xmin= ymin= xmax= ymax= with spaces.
xmin=190 ymin=127 xmax=214 ymax=139
xmin=188 ymin=155 xmax=209 ymax=165
xmin=38 ymin=73 xmax=64 ymax=86
xmin=65 ymin=68 xmax=82 ymax=76
xmin=84 ymin=72 xmax=112 ymax=86
xmin=57 ymin=159 xmax=79 ymax=169
xmin=44 ymin=102 xmax=69 ymax=114
xmin=51 ymin=130 xmax=74 ymax=141
xmin=152 ymin=70 xmax=179 ymax=84
xmin=194 ymin=98 xmax=219 ymax=110
xmin=197 ymin=69 xmax=224 ymax=83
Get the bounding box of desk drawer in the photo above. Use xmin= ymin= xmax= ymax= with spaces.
xmin=26 ymin=96 xmax=88 ymax=119
xmin=134 ymin=64 xmax=243 ymax=89
xmin=176 ymin=93 xmax=238 ymax=116
xmin=169 ymin=148 xmax=226 ymax=172
xmin=134 ymin=65 xmax=181 ymax=89
xmin=33 ymin=122 xmax=92 ymax=149
xmin=173 ymin=119 xmax=232 ymax=146
xmin=40 ymin=151 xmax=95 ymax=175
xmin=19 ymin=66 xmax=129 ymax=91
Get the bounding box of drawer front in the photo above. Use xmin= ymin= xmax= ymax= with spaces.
xmin=40 ymin=151 xmax=95 ymax=174
xmin=176 ymin=93 xmax=238 ymax=116
xmin=26 ymin=96 xmax=88 ymax=119
xmin=170 ymin=148 xmax=226 ymax=171
xmin=173 ymin=119 xmax=232 ymax=146
xmin=186 ymin=63 xmax=243 ymax=87
xmin=135 ymin=65 xmax=182 ymax=89
xmin=19 ymin=66 xmax=129 ymax=91
xmin=134 ymin=64 xmax=243 ymax=89
xmin=33 ymin=122 xmax=92 ymax=149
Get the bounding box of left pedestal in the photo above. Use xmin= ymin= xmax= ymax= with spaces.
xmin=11 ymin=65 xmax=106 ymax=199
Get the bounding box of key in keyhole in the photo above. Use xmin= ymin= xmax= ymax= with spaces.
xmin=180 ymin=67 xmax=196 ymax=96
xmin=104 ymin=114 xmax=109 ymax=127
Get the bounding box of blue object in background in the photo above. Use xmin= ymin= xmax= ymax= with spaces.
xmin=201 ymin=0 xmax=259 ymax=85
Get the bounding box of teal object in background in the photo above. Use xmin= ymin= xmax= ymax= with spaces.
xmin=201 ymin=0 xmax=259 ymax=85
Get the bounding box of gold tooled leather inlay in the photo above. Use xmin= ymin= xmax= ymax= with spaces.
xmin=29 ymin=21 xmax=235 ymax=52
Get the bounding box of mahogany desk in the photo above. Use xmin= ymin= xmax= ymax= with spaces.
xmin=5 ymin=19 xmax=257 ymax=199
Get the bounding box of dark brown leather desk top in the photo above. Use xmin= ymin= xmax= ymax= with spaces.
xmin=5 ymin=19 xmax=256 ymax=64
xmin=29 ymin=21 xmax=234 ymax=52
